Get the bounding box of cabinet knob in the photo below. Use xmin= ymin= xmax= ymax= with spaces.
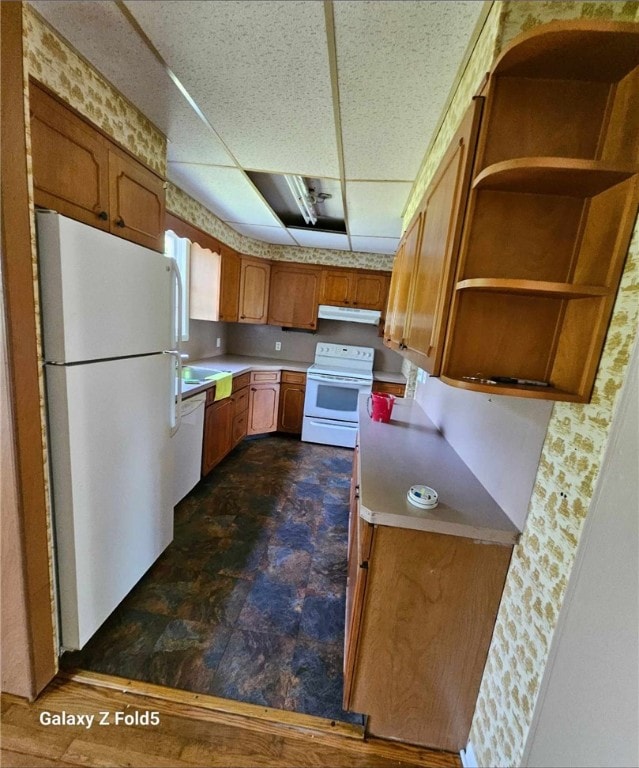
xmin=344 ymin=300 xmax=350 ymax=304
xmin=115 ymin=217 xmax=126 ymax=228
xmin=97 ymin=210 xmax=108 ymax=221
xmin=240 ymin=315 xmax=246 ymax=319
xmin=353 ymin=302 xmax=358 ymax=306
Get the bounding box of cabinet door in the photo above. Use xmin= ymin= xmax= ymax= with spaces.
xmin=30 ymin=82 xmax=110 ymax=230
xmin=239 ymin=257 xmax=271 ymax=323
xmin=385 ymin=216 xmax=421 ymax=349
xmin=219 ymin=246 xmax=241 ymax=322
xmin=351 ymin=272 xmax=390 ymax=311
xmin=268 ymin=263 xmax=321 ymax=329
xmin=404 ymin=99 xmax=482 ymax=374
xmin=189 ymin=242 xmax=221 ymax=321
xmin=108 ymin=151 xmax=166 ymax=252
xmin=247 ymin=383 xmax=280 ymax=435
xmin=278 ymin=380 xmax=306 ymax=433
xmin=320 ymin=269 xmax=352 ymax=307
xmin=201 ymin=399 xmax=233 ymax=476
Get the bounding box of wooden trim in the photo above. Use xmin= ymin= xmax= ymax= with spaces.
xmin=62 ymin=669 xmax=364 ymax=741
xmin=1 ymin=1 xmax=56 ymax=697
xmin=165 ymin=210 xmax=226 ymax=254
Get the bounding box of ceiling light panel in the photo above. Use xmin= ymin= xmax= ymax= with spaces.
xmin=125 ymin=0 xmax=340 ymax=177
xmin=334 ymin=1 xmax=484 ymax=180
xmin=30 ymin=0 xmax=234 ymax=167
xmin=346 ymin=181 xmax=412 ymax=238
xmin=350 ymin=236 xmax=400 ymax=255
xmin=167 ymin=164 xmax=283 ymax=227
xmin=288 ymin=230 xmax=351 ymax=251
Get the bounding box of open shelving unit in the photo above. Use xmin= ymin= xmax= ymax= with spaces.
xmin=441 ymin=21 xmax=639 ymax=403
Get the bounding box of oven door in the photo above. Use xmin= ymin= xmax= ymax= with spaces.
xmin=304 ymin=373 xmax=372 ymax=422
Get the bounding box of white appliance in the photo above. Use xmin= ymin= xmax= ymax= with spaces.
xmin=301 ymin=343 xmax=374 ymax=449
xmin=172 ymin=393 xmax=205 ymax=506
xmin=317 ymin=304 xmax=382 ymax=325
xmin=37 ymin=211 xmax=181 ymax=651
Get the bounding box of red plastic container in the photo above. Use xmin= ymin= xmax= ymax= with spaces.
xmin=367 ymin=392 xmax=395 ymax=423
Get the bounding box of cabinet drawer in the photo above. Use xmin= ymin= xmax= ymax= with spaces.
xmin=205 ymin=387 xmax=218 ymax=406
xmin=281 ymin=370 xmax=306 ymax=385
xmin=372 ymin=381 xmax=405 ymax=397
xmin=250 ymin=370 xmax=281 ymax=384
xmin=233 ymin=387 xmax=249 ymax=415
xmin=232 ymin=372 xmax=251 ymax=392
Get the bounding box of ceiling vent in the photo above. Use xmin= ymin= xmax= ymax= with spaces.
xmin=248 ymin=171 xmax=346 ymax=234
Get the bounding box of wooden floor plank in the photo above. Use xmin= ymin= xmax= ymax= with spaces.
xmin=0 ymin=749 xmax=79 ymax=767
xmin=1 ymin=677 xmax=461 ymax=768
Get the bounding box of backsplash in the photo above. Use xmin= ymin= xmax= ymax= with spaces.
xmin=226 ymin=320 xmax=402 ymax=373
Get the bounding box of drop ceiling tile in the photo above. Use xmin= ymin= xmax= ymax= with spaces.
xmin=126 ymin=0 xmax=340 ymax=177
xmin=346 ymin=182 xmax=411 ymax=238
xmin=335 ymin=1 xmax=483 ymax=180
xmin=167 ymin=164 xmax=281 ymax=227
xmin=288 ymin=230 xmax=351 ymax=251
xmin=350 ymin=236 xmax=399 ymax=255
xmin=228 ymin=223 xmax=296 ymax=245
xmin=30 ymin=0 xmax=234 ymax=166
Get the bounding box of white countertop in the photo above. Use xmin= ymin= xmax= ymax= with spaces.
xmin=181 ymin=354 xmax=405 ymax=397
xmin=357 ymin=396 xmax=519 ymax=545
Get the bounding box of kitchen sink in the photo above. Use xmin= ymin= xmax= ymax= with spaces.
xmin=180 ymin=366 xmax=228 ymax=384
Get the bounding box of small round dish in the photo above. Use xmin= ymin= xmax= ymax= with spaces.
xmin=407 ymin=485 xmax=439 ymax=509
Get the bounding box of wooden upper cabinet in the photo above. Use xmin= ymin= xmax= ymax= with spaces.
xmin=440 ymin=22 xmax=639 ymax=403
xmin=320 ymin=268 xmax=390 ymax=311
xmin=238 ymin=257 xmax=271 ymax=324
xmin=30 ymin=82 xmax=110 ymax=230
xmin=189 ymin=241 xmax=221 ymax=321
xmin=219 ymin=246 xmax=241 ymax=322
xmin=384 ymin=217 xmax=421 ymax=350
xmin=29 ymin=80 xmax=166 ymax=252
xmin=403 ymin=99 xmax=483 ymax=374
xmin=108 ymin=151 xmax=165 ymax=251
xmin=351 ymin=272 xmax=390 ymax=311
xmin=268 ymin=262 xmax=321 ymax=329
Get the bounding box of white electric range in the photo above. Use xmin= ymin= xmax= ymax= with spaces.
xmin=301 ymin=342 xmax=374 ymax=448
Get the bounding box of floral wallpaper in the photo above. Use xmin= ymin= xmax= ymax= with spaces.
xmin=167 ymin=182 xmax=394 ymax=270
xmin=400 ymin=3 xmax=639 ymax=766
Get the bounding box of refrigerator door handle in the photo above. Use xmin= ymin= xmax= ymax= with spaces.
xmin=168 ymin=256 xmax=183 ymax=352
xmin=165 ymin=350 xmax=182 ymax=437
xmin=166 ymin=256 xmax=183 ymax=437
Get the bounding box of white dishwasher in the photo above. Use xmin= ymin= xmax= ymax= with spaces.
xmin=172 ymin=392 xmax=206 ymax=506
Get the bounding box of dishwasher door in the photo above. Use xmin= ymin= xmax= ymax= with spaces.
xmin=172 ymin=393 xmax=206 ymax=506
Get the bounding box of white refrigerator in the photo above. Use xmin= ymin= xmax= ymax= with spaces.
xmin=37 ymin=211 xmax=180 ymax=651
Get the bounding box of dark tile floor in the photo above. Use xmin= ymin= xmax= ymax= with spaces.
xmin=62 ymin=435 xmax=363 ymax=725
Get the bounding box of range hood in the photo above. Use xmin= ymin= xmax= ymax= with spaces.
xmin=317 ymin=305 xmax=382 ymax=325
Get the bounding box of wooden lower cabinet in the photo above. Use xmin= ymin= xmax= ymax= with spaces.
xmin=277 ymin=371 xmax=306 ymax=434
xmin=201 ymin=373 xmax=251 ymax=476
xmin=201 ymin=396 xmax=233 ymax=477
xmin=231 ymin=374 xmax=250 ymax=447
xmin=247 ymin=371 xmax=280 ymax=435
xmin=344 ymin=496 xmax=512 ymax=751
xmin=371 ymin=380 xmax=405 ymax=397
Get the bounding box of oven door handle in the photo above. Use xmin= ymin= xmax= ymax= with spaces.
xmin=306 ymin=418 xmax=358 ymax=430
xmin=308 ymin=374 xmax=370 ymax=385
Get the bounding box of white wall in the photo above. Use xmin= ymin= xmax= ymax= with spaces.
xmin=521 ymin=338 xmax=639 ymax=767
xmin=415 ymin=375 xmax=553 ymax=529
